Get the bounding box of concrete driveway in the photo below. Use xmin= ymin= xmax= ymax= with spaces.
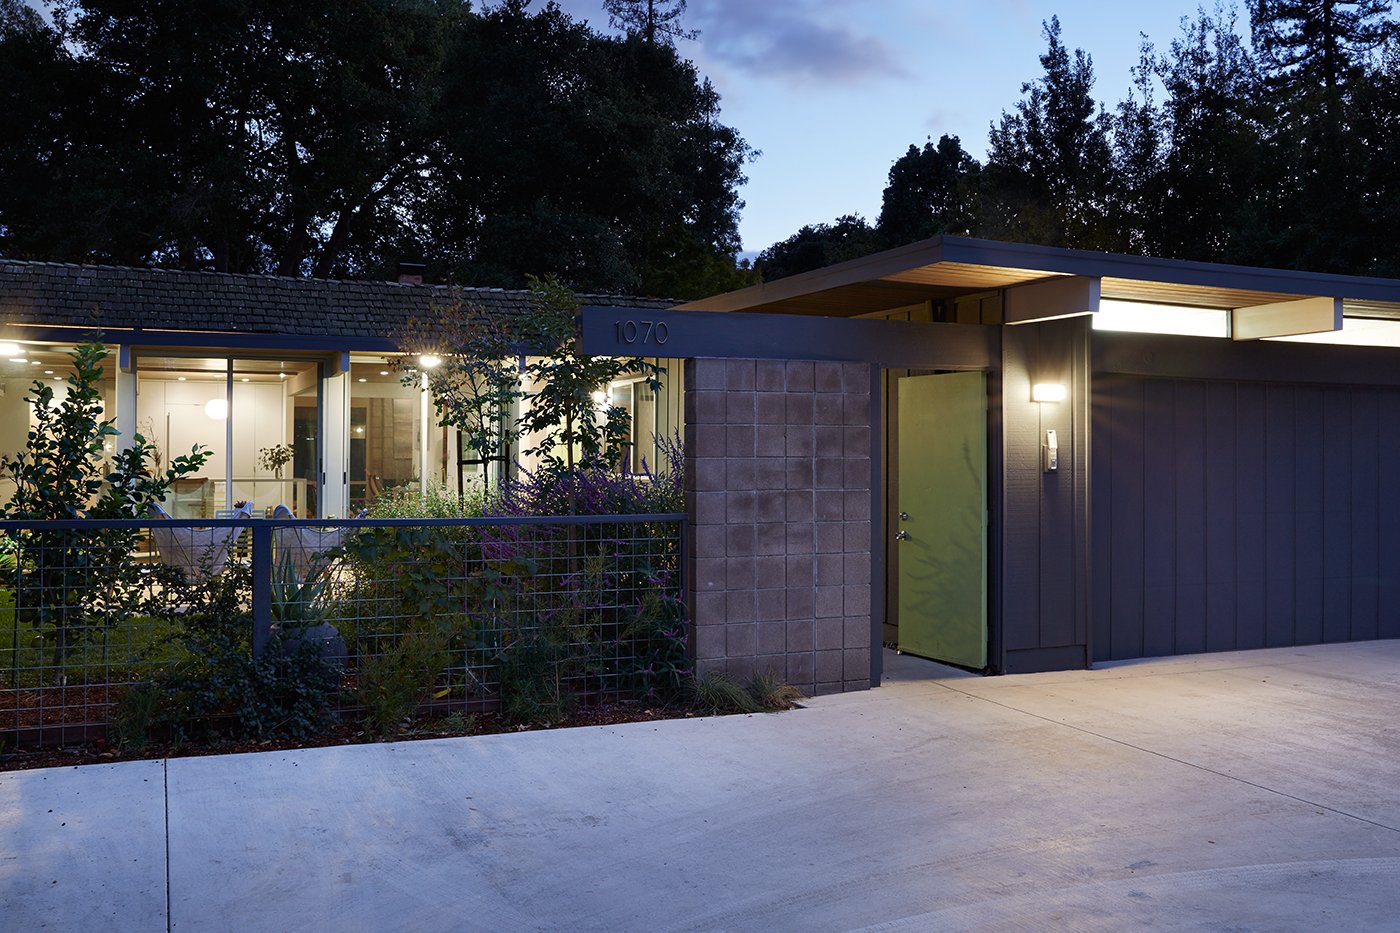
xmin=5 ymin=641 xmax=1400 ymax=931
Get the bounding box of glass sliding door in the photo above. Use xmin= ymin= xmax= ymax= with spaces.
xmin=230 ymin=359 xmax=320 ymax=516
xmin=135 ymin=355 xmax=228 ymax=518
xmin=348 ymin=357 xmax=423 ymax=511
xmin=135 ymin=354 xmax=323 ymax=517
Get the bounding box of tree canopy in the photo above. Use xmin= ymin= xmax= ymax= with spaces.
xmin=0 ymin=0 xmax=752 ymax=298
xmin=758 ymin=2 xmax=1400 ymax=282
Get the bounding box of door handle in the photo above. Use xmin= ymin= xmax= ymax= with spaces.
xmin=895 ymin=530 xmax=909 ymax=541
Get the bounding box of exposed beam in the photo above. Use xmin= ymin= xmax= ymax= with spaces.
xmin=1003 ymin=276 xmax=1100 ymax=325
xmin=1231 ymin=296 xmax=1341 ymax=341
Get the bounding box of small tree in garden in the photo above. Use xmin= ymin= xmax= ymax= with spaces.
xmin=400 ymin=274 xmax=664 ymax=497
xmin=516 ymin=275 xmax=663 ymax=475
xmin=398 ymin=289 xmax=530 ymax=483
xmin=0 ymin=340 xmax=211 ymax=666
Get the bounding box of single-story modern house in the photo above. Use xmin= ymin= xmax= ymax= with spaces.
xmin=6 ymin=236 xmax=1400 ymax=696
xmin=0 ymin=260 xmax=683 ymax=518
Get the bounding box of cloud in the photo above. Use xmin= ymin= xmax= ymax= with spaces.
xmin=689 ymin=0 xmax=912 ymax=84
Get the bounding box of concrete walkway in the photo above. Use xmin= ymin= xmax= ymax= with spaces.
xmin=6 ymin=641 xmax=1400 ymax=931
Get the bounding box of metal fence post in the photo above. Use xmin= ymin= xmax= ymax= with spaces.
xmin=251 ymin=521 xmax=272 ymax=658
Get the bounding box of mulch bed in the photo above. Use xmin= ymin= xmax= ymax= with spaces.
xmin=1 ymin=683 xmax=128 ymax=728
xmin=0 ymin=703 xmax=705 ymax=773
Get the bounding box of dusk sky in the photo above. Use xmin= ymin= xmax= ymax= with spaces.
xmin=553 ymin=0 xmax=1249 ymax=255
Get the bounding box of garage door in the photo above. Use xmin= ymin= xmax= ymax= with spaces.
xmin=1092 ymin=375 xmax=1400 ymax=662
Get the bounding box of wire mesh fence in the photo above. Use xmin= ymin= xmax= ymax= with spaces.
xmin=0 ymin=513 xmax=687 ymax=749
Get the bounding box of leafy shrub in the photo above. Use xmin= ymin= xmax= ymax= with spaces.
xmin=355 ymin=630 xmax=450 ymax=739
xmin=111 ymin=682 xmax=160 ymax=752
xmin=497 ymin=604 xmax=593 ymax=726
xmin=489 ymin=430 xmax=683 ymax=518
xmin=622 ymin=580 xmax=690 ymax=701
xmin=367 ymin=480 xmax=490 ymax=519
xmin=154 ymin=563 xmax=340 ymax=742
xmin=0 ymin=340 xmax=210 ymax=668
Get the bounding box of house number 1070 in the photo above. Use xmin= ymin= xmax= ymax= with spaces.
xmin=614 ymin=319 xmax=669 ymax=345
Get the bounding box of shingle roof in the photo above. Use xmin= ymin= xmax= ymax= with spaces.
xmin=0 ymin=260 xmax=676 ymax=340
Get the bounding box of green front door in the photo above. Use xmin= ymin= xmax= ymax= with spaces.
xmin=896 ymin=372 xmax=987 ymax=668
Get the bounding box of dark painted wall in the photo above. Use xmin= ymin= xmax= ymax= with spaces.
xmin=1092 ymin=372 xmax=1400 ymax=661
xmin=997 ymin=317 xmax=1092 ymax=673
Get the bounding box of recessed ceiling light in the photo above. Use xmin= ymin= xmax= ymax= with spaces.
xmin=177 ymin=376 xmax=186 ymax=381
xmin=43 ymin=370 xmax=52 ymax=375
xmin=379 ymin=371 xmax=389 ymax=376
xmin=52 ymin=376 xmax=60 ymax=381
xmin=8 ymin=358 xmax=26 ymax=364
xmin=357 ymin=378 xmax=367 ymax=383
xmin=29 ymin=360 xmax=40 ymax=365
xmin=279 ymin=372 xmax=286 ymax=380
xmin=241 ymin=377 xmax=250 ymax=382
xmin=0 ymin=343 xmax=20 ymax=355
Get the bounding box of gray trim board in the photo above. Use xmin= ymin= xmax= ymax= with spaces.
xmin=1094 ymin=331 xmax=1400 ymax=386
xmin=581 ymin=306 xmax=998 ymax=370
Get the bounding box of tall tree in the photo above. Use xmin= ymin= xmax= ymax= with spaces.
xmin=604 ymin=0 xmax=696 ymax=46
xmin=1349 ymin=40 xmax=1400 ymax=274
xmin=875 ymin=135 xmax=980 ymax=248
xmin=982 ymin=17 xmax=1116 ymax=249
xmin=1106 ymin=42 xmax=1164 ymax=254
xmin=44 ymin=0 xmax=462 ymax=275
xmin=1249 ymin=0 xmax=1396 ymax=270
xmin=0 ymin=1 xmax=751 ymax=296
xmin=1250 ymin=0 xmax=1394 ymax=131
xmin=0 ymin=3 xmax=166 ymax=264
xmin=423 ymin=2 xmax=751 ymax=297
xmin=755 ymin=214 xmax=879 ymax=282
xmin=1153 ymin=8 xmax=1265 ymax=263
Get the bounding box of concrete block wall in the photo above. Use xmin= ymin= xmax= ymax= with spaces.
xmin=684 ymin=358 xmax=872 ymax=695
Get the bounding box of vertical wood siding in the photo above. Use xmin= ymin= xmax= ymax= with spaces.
xmin=999 ymin=317 xmax=1091 ymax=672
xmin=1092 ymin=375 xmax=1400 ymax=661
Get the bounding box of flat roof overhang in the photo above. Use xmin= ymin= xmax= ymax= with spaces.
xmin=677 ymin=236 xmax=1400 ymax=319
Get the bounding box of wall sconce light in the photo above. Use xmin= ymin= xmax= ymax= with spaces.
xmin=1032 ymin=383 xmax=1067 ymax=403
xmin=418 ymin=354 xmax=442 ymax=369
xmin=204 ymin=398 xmax=228 ymax=420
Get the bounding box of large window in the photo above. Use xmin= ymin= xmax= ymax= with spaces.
xmin=610 ymin=376 xmax=659 ymax=473
xmin=348 ymin=358 xmax=425 ymax=511
xmin=135 ymin=355 xmax=321 ymax=517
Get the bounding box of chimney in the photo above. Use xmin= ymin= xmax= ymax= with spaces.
xmin=396 ymin=261 xmax=427 ymax=285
